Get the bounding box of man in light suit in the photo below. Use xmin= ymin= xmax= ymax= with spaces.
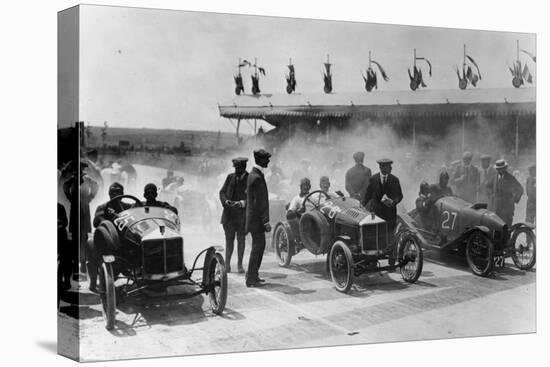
xmin=478 ymin=154 xmax=496 ymax=206
xmin=245 ymin=149 xmax=272 ymax=287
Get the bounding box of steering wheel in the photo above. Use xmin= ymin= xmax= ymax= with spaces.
xmin=302 ymin=190 xmax=331 ymax=212
xmin=104 ymin=194 xmax=143 ymax=216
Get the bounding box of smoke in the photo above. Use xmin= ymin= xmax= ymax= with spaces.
xmin=86 ymin=114 xmax=535 ymax=228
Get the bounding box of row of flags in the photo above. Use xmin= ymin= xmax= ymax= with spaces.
xmin=233 ymin=45 xmax=535 ymax=96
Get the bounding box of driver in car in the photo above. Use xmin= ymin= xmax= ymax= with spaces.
xmin=286 ymin=177 xmax=311 ymax=220
xmin=142 ymin=183 xmax=179 ymax=214
xmin=92 ymin=182 xmax=130 ymax=227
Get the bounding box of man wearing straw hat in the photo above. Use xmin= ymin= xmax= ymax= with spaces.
xmin=486 ymin=159 xmax=523 ymax=225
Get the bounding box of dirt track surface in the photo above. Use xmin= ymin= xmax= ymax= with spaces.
xmin=58 ymin=230 xmax=535 ymax=362
xmin=58 ymin=164 xmax=536 ymax=362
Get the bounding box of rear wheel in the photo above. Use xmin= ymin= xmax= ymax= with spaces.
xmin=99 ymin=262 xmax=116 ymax=330
xmin=466 ymin=231 xmax=494 ymax=276
xmin=208 ymin=253 xmax=227 ymax=315
xmin=273 ymin=225 xmax=293 ymax=267
xmin=511 ymin=227 xmax=536 ymax=270
xmin=329 ymin=241 xmax=354 ymax=293
xmin=399 ymin=233 xmax=423 ymax=283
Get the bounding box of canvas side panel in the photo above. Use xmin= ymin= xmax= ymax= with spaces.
xmin=57 ymin=5 xmax=80 ymax=362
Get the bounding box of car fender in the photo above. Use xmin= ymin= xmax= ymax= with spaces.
xmin=273 ymin=221 xmax=297 ymax=247
xmin=201 ymin=246 xmax=217 ymax=288
xmin=511 ymin=222 xmax=535 ymax=231
xmin=465 ymin=225 xmax=491 ymax=236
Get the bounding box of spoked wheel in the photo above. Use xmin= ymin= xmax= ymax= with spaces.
xmin=511 ymin=227 xmax=536 ymax=270
xmin=466 ymin=231 xmax=494 ymax=276
xmin=399 ymin=233 xmax=423 ymax=283
xmin=329 ymin=241 xmax=354 ymax=293
xmin=273 ymin=225 xmax=293 ymax=267
xmin=98 ymin=262 xmax=116 ymax=330
xmin=208 ymin=253 xmax=227 ymax=315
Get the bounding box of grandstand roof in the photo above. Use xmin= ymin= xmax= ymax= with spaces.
xmin=218 ymin=87 xmax=535 ymax=126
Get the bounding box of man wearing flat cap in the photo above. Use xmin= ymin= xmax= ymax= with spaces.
xmin=478 ymin=154 xmax=496 ymax=207
xmin=525 ymin=164 xmax=536 ymax=224
xmin=362 ymin=159 xmax=403 ymax=261
xmin=345 ymin=151 xmax=372 ymax=202
xmin=245 ymin=149 xmax=272 ymax=287
xmin=486 ymin=160 xmax=523 ymax=225
xmin=219 ymin=157 xmax=249 ymax=273
xmin=451 ymin=151 xmax=480 ymax=203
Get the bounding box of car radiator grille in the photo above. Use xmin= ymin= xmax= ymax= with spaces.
xmin=361 ymin=222 xmax=388 ymax=253
xmin=142 ymin=238 xmax=184 ymax=275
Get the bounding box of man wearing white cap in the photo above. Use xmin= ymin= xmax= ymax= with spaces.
xmin=486 ymin=159 xmax=523 ymax=225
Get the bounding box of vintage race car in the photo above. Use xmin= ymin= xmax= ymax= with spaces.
xmin=271 ymin=190 xmax=423 ymax=293
xmin=91 ymin=195 xmax=227 ymax=330
xmin=397 ymin=193 xmax=536 ymax=276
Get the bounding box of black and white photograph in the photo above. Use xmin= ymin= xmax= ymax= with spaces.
xmin=54 ymin=2 xmax=539 ymax=363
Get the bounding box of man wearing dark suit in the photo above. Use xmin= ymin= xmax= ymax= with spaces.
xmin=245 ymin=149 xmax=272 ymax=287
xmin=486 ymin=159 xmax=523 ymax=226
xmin=362 ymin=158 xmax=403 ymax=265
xmin=219 ymin=157 xmax=249 ymax=274
xmin=345 ymin=151 xmax=372 ymax=201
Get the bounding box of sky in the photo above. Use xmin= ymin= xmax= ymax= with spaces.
xmin=78 ymin=5 xmax=536 ymax=132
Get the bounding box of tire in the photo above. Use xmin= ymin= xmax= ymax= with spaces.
xmin=410 ymin=80 xmax=418 ymax=91
xmin=99 ymin=220 xmax=120 ymax=250
xmin=512 ymin=76 xmax=522 ymax=88
xmin=398 ymin=233 xmax=423 ymax=283
xmin=93 ymin=226 xmax=116 ymax=255
xmin=99 ymin=262 xmax=116 ymax=330
xmin=466 ymin=230 xmax=494 ymax=276
xmin=299 ymin=211 xmax=331 ymax=255
xmin=286 ymin=84 xmax=293 ymax=94
xmin=511 ymin=227 xmax=536 ymax=270
xmin=208 ymin=253 xmax=228 ymax=315
xmin=329 ymin=240 xmax=354 ymax=293
xmin=459 ymin=79 xmax=467 ymax=90
xmin=273 ymin=225 xmax=293 ymax=267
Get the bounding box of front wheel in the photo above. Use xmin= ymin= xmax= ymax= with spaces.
xmin=329 ymin=241 xmax=354 ymax=293
xmin=273 ymin=225 xmax=293 ymax=267
xmin=511 ymin=227 xmax=536 ymax=270
xmin=208 ymin=253 xmax=227 ymax=315
xmin=99 ymin=262 xmax=116 ymax=330
xmin=466 ymin=231 xmax=494 ymax=276
xmin=399 ymin=233 xmax=423 ymax=283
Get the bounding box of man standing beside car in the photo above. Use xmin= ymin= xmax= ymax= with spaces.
xmin=219 ymin=157 xmax=249 ymax=274
xmin=486 ymin=159 xmax=523 ymax=226
xmin=245 ymin=149 xmax=272 ymax=287
xmin=362 ymin=158 xmax=403 ymax=265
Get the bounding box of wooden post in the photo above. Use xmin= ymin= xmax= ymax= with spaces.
xmin=515 ymin=114 xmax=520 ymax=157
xmin=412 ymin=120 xmax=416 ymax=148
xmin=236 ymin=118 xmax=241 ymax=144
xmin=461 ymin=117 xmax=465 ymax=152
